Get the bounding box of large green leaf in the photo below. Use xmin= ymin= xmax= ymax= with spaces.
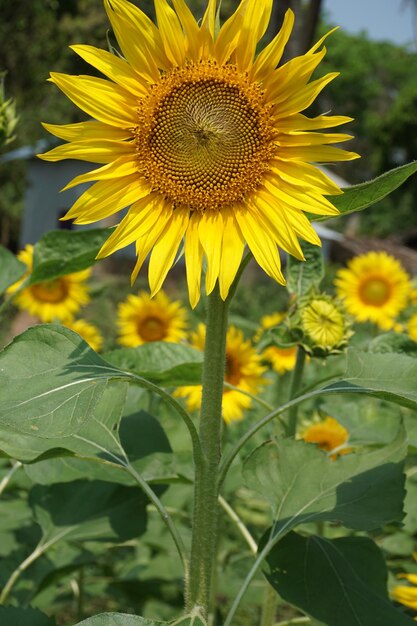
xmin=265 ymin=532 xmax=415 ymax=626
xmin=318 ymin=160 xmax=417 ymax=220
xmin=28 ymin=229 xmax=110 ymax=284
xmin=104 ymin=342 xmax=203 ymax=387
xmin=0 ymin=245 xmax=26 ymax=296
xmin=286 ymin=241 xmax=324 ymax=296
xmin=0 ymin=606 xmax=56 ymax=625
xmin=243 ymin=429 xmax=406 ymax=534
xmin=30 ymin=480 xmax=149 ymax=543
xmin=0 ymin=325 xmax=118 ymax=439
xmin=74 ymin=615 xmax=206 ymax=625
xmin=322 ymin=349 xmax=417 ymax=410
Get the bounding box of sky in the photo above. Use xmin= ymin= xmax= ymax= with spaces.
xmin=323 ymin=0 xmax=416 ymax=48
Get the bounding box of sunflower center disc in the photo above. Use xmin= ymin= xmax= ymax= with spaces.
xmin=139 ymin=316 xmax=167 ymax=342
xmin=136 ymin=63 xmax=275 ymax=211
xmin=30 ymin=278 xmax=69 ymax=304
xmin=360 ymin=278 xmax=391 ymax=306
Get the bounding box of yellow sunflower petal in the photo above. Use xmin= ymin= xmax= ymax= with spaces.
xmin=171 ymin=0 xmax=201 ymax=59
xmin=97 ymin=193 xmax=164 ymax=257
xmin=64 ymin=176 xmax=152 ymax=223
xmin=198 ymin=210 xmax=224 ymax=295
xmin=235 ymin=207 xmax=285 ymax=284
xmin=155 ymin=0 xmax=187 ymax=66
xmin=38 ymin=139 xmax=134 ymax=164
xmin=274 ymin=72 xmax=339 ymax=114
xmin=251 ymin=9 xmax=294 ymax=80
xmin=70 ymin=45 xmax=148 ymax=97
xmin=277 ymin=144 xmax=360 ymax=163
xmin=276 ymin=113 xmax=353 ymax=132
xmin=254 ymin=193 xmax=305 ymax=259
xmin=149 ymin=209 xmax=189 ymax=295
xmin=218 ymin=208 xmax=245 ymax=300
xmin=131 ymin=205 xmax=173 ymax=284
xmin=41 ymin=121 xmax=132 ymax=142
xmin=62 ymin=156 xmax=139 ymax=191
xmin=185 ymin=212 xmax=204 ymax=309
xmin=236 ymin=0 xmax=273 ymax=70
xmin=49 ymin=73 xmax=138 ymax=128
xmin=104 ymin=0 xmax=168 ymax=73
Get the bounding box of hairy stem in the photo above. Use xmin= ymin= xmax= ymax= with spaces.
xmin=186 ymin=285 xmax=229 ymax=618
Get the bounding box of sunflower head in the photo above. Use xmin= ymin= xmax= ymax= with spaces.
xmin=301 ymin=416 xmax=351 ymax=459
xmin=39 ymin=0 xmax=358 ymax=307
xmin=8 ymin=244 xmax=91 ymax=322
xmin=116 ymin=289 xmax=188 ymax=347
xmin=175 ymin=323 xmax=267 ymax=423
xmin=335 ymin=251 xmax=411 ymax=330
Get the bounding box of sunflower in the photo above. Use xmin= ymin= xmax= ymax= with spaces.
xmin=334 ymin=251 xmax=411 ymax=330
xmin=175 ymin=324 xmax=267 ymax=423
xmin=8 ymin=244 xmax=91 ymax=322
xmin=256 ymin=312 xmax=297 ymax=374
xmin=301 ymin=416 xmax=351 ymax=458
xmin=39 ymin=0 xmax=358 ymax=307
xmin=116 ymin=289 xmax=188 ymax=346
xmin=65 ymin=319 xmax=104 ymax=352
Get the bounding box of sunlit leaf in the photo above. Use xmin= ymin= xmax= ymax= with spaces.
xmin=28 ymin=228 xmax=110 ymax=284
xmin=243 ymin=429 xmax=406 ymax=533
xmin=319 ymin=160 xmax=417 ymax=220
xmin=104 ymin=342 xmax=203 ymax=387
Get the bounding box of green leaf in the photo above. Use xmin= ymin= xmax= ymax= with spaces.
xmin=0 ymin=606 xmax=56 ymax=625
xmin=30 ymin=480 xmax=149 ymax=543
xmin=28 ymin=228 xmax=110 ymax=284
xmin=24 ymin=409 xmax=173 ymax=486
xmin=264 ymin=532 xmax=415 ymax=626
xmin=104 ymin=342 xmax=203 ymax=387
xmin=286 ymin=242 xmax=324 ymax=296
xmin=0 ymin=245 xmax=26 ymax=296
xmin=0 ymin=325 xmax=118 ymax=439
xmin=74 ymin=615 xmax=206 ymax=626
xmin=319 ymin=160 xmax=417 ymax=220
xmin=323 ymin=348 xmax=417 ymax=411
xmin=243 ymin=429 xmax=406 ymax=533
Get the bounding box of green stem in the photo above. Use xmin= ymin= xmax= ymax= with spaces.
xmin=218 ymin=495 xmax=257 ymax=554
xmin=186 ymin=285 xmax=229 ymax=618
xmin=260 ymin=584 xmax=278 ymax=626
xmin=0 ymin=461 xmax=22 ymax=497
xmin=286 ymin=348 xmax=306 ymax=437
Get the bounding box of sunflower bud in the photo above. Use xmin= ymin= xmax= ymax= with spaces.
xmin=297 ymin=293 xmax=353 ymax=357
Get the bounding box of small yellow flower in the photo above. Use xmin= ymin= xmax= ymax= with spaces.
xmin=334 ymin=251 xmax=411 ymax=330
xmin=175 ymin=324 xmax=267 ymax=424
xmin=65 ymin=319 xmax=104 ymax=352
xmin=39 ymin=0 xmax=358 ymax=308
xmin=300 ymin=296 xmax=347 ymax=352
xmin=302 ymin=416 xmax=350 ymax=458
xmin=8 ymin=244 xmax=91 ymax=322
xmin=408 ymin=314 xmax=417 ymax=343
xmin=116 ymin=290 xmax=188 ymax=347
xmin=256 ymin=312 xmax=297 ymax=374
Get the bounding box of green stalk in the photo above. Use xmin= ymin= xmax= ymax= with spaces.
xmin=186 ymin=285 xmax=229 ymax=618
xmin=286 ymin=347 xmax=306 ymax=437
